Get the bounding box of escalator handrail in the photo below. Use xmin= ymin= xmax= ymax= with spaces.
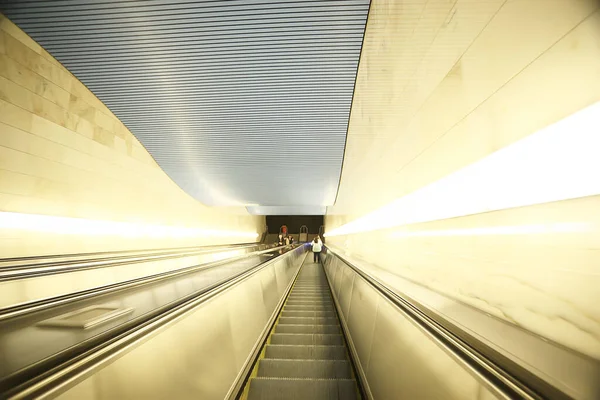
xmin=0 ymin=245 xmax=291 ymax=322
xmin=2 ymin=245 xmax=304 ymax=399
xmin=324 ymin=246 xmax=564 ymax=400
xmin=0 ymin=241 xmax=260 ymax=263
xmin=0 ymin=243 xmax=262 ymax=281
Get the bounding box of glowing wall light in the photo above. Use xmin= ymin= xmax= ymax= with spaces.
xmin=326 ymin=101 xmax=600 ymax=237
xmin=0 ymin=212 xmax=259 ymax=239
xmin=390 ymin=222 xmax=593 ymax=239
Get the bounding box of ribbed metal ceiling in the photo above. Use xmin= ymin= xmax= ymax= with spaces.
xmin=1 ymin=0 xmax=369 ymax=213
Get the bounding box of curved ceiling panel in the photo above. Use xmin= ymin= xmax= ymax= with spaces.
xmin=1 ymin=0 xmax=370 ymax=212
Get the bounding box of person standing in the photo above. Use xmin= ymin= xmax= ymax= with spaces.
xmin=311 ymin=236 xmax=322 ymax=263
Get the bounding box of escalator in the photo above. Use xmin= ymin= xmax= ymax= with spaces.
xmin=241 ymin=259 xmax=361 ymax=400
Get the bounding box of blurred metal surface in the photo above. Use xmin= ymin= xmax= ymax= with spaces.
xmin=0 ymin=243 xmax=263 ymax=281
xmin=323 ymin=247 xmax=600 ymax=400
xmin=0 ymin=1 xmax=370 ymax=212
xmin=0 ymin=248 xmax=287 ymax=391
xmin=37 ymin=306 xmax=134 ymax=329
xmin=5 ymin=245 xmax=308 ymax=399
xmin=0 ymin=244 xmax=267 ymax=311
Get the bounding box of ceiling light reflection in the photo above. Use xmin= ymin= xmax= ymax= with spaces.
xmin=0 ymin=212 xmax=259 ymax=239
xmin=390 ymin=222 xmax=594 ymax=238
xmin=326 ymin=101 xmax=600 ymax=237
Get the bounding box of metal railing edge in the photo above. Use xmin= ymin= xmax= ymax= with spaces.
xmin=4 ymin=245 xmax=304 ymax=399
xmin=226 ymin=245 xmax=310 ymax=400
xmin=323 ymin=246 xmax=561 ymax=400
xmin=0 ymin=243 xmax=265 ymax=281
xmin=0 ymin=245 xmax=284 ymax=321
xmin=322 ymin=253 xmax=373 ymax=400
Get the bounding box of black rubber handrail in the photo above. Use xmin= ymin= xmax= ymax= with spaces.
xmin=1 ymin=245 xmax=302 ymax=398
xmin=324 ymin=247 xmax=572 ymax=400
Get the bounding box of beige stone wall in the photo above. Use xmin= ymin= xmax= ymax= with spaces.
xmin=326 ymin=1 xmax=600 ymax=358
xmin=0 ymin=14 xmax=264 ymax=256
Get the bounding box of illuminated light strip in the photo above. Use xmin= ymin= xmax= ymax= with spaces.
xmin=0 ymin=212 xmax=259 ymax=239
xmin=391 ymin=222 xmax=594 ymax=238
xmin=326 ymin=101 xmax=600 ymax=237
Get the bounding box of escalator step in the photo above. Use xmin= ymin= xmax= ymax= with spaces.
xmin=258 ymin=359 xmax=352 ymax=379
xmin=247 ymin=378 xmax=357 ymax=400
xmin=286 ymin=301 xmax=333 ymax=306
xmin=283 ymin=306 xmax=335 ymax=312
xmin=278 ymin=317 xmax=338 ymax=325
xmin=288 ymin=297 xmax=331 ymax=300
xmin=270 ymin=333 xmax=344 ymax=346
xmin=292 ymin=290 xmax=330 ymax=293
xmin=275 ymin=324 xmax=340 ymax=334
xmin=280 ymin=311 xmax=336 ymax=318
xmin=265 ymin=345 xmax=347 ymax=360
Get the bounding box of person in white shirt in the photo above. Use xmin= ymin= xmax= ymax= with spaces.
xmin=311 ymin=236 xmax=322 ymax=263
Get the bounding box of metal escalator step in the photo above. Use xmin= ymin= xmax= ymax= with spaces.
xmin=285 ymin=305 xmax=333 ymax=309
xmin=287 ymin=299 xmax=332 ymax=304
xmin=293 ymin=286 xmax=329 ymax=289
xmin=288 ymin=296 xmax=332 ymax=300
xmin=275 ymin=325 xmax=340 ymax=335
xmin=290 ymin=291 xmax=331 ymax=295
xmin=247 ymin=377 xmax=357 ymax=400
xmin=278 ymin=317 xmax=338 ymax=325
xmin=284 ymin=306 xmax=334 ymax=312
xmin=286 ymin=300 xmax=333 ymax=304
xmin=270 ymin=333 xmax=344 ymax=346
xmin=258 ymin=359 xmax=352 ymax=379
xmin=289 ymin=292 xmax=331 ymax=296
xmin=265 ymin=345 xmax=347 ymax=360
xmin=280 ymin=311 xmax=336 ymax=318
xmin=287 ymin=297 xmax=332 ymax=302
xmin=286 ymin=301 xmax=332 ymax=306
xmin=295 ymin=283 xmax=327 ymax=286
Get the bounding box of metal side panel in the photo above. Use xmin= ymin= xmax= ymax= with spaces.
xmin=331 ymin=258 xmax=343 ymax=298
xmin=365 ymin=295 xmax=493 ymax=400
xmin=337 ymin=264 xmax=355 ymax=319
xmin=0 ymin=246 xmax=257 ymax=309
xmin=345 ymin=276 xmax=379 ymax=372
xmin=322 ymin=253 xmax=503 ymax=400
xmin=53 ymin=247 xmax=307 ymax=400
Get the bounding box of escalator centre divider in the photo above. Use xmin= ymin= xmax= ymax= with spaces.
xmin=6 ymin=245 xmax=308 ymax=400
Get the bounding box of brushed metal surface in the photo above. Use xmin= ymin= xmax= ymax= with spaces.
xmin=46 ymin=246 xmax=308 ymax=400
xmin=323 ymin=248 xmax=600 ymax=400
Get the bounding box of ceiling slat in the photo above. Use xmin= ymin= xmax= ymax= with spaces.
xmin=1 ymin=0 xmax=370 ymax=213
